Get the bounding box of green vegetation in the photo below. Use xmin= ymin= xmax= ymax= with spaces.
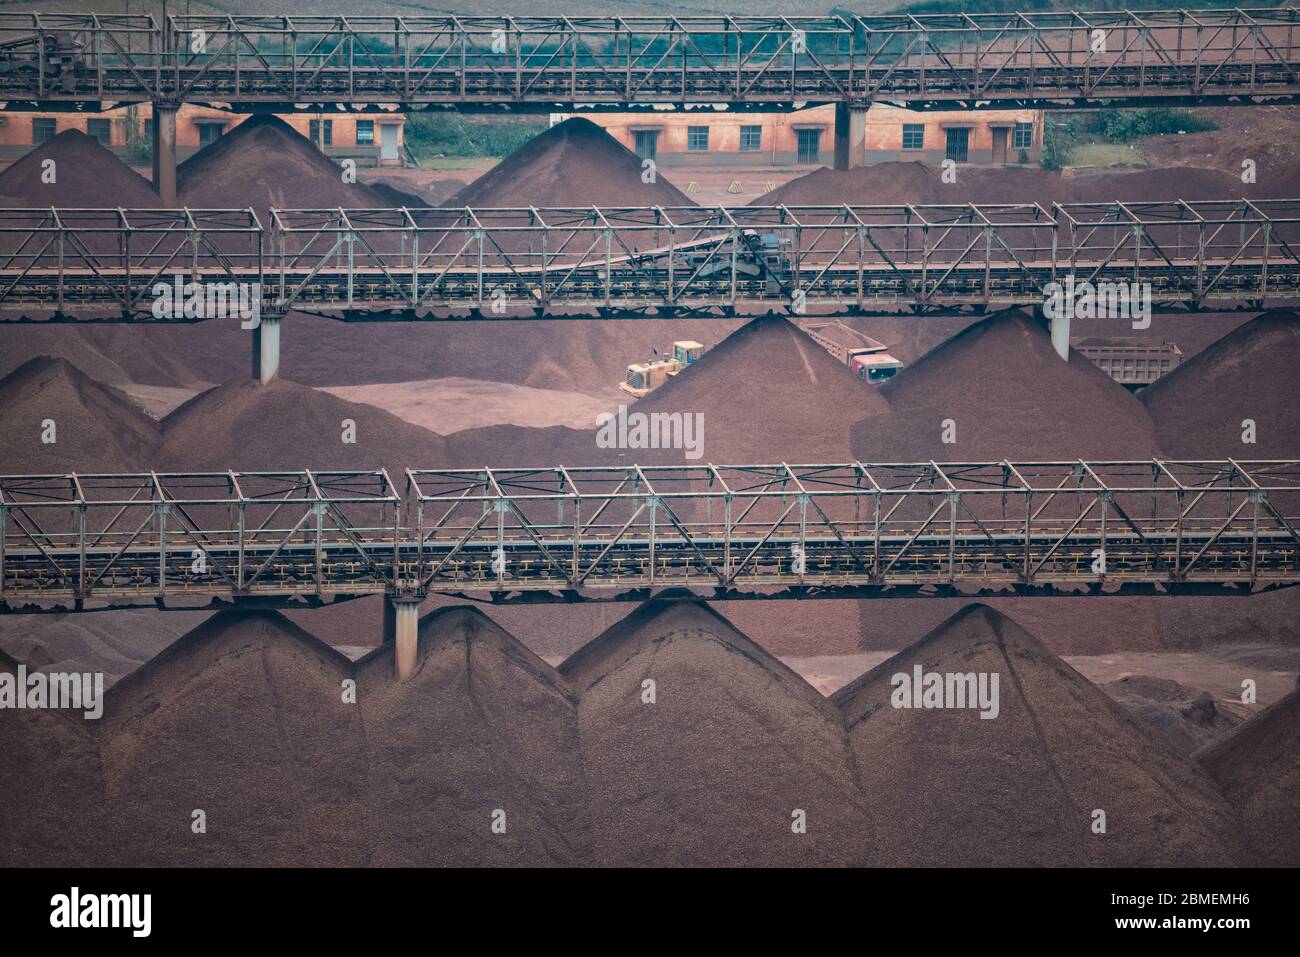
xmin=1040 ymin=108 xmax=1217 ymax=169
xmin=1068 ymin=142 xmax=1146 ymax=168
xmin=1086 ymin=108 xmax=1218 ymax=142
xmin=125 ymin=105 xmax=151 ymax=164
xmin=1040 ymin=116 xmax=1077 ymax=171
xmin=403 ymin=114 xmax=548 ymax=160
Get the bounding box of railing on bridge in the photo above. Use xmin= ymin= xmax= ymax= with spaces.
xmin=0 ymin=9 xmax=1298 ymax=109
xmin=2 ymin=461 xmax=1297 ymax=607
xmin=0 ymin=208 xmax=264 ymax=317
xmin=0 ymin=470 xmax=402 ymax=604
xmin=1 ymin=200 xmax=1297 ymax=318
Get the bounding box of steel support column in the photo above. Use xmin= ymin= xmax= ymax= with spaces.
xmin=150 ymin=105 xmax=178 ymax=206
xmin=253 ymin=314 xmax=282 ymax=384
xmin=833 ymin=102 xmax=853 ymax=171
xmin=1049 ymin=305 xmax=1070 ymax=361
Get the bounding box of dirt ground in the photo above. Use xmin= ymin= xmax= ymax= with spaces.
xmin=363 ymin=160 xmax=809 ymax=207
xmin=754 ymin=650 xmax=1299 ymax=708
xmin=322 ymin=377 xmax=614 ymax=433
xmin=1138 ymin=105 xmax=1300 ymax=176
xmin=118 ymin=383 xmax=206 ymax=419
xmin=641 ymin=165 xmax=811 ymax=205
xmin=115 ymin=376 xmax=621 ymax=436
xmin=359 ymin=159 xmax=495 ymax=205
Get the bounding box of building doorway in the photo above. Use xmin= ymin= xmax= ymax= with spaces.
xmin=991 ymin=126 xmax=1008 ymax=164
xmin=797 ymin=128 xmax=822 ymax=164
xmin=380 ymin=123 xmax=399 ymax=162
xmin=634 ymin=129 xmax=658 ymax=161
xmin=945 ymin=127 xmax=969 ymax=163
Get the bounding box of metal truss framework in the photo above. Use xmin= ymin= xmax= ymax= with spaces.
xmin=2 ymin=461 xmax=1297 ymax=608
xmin=0 ymin=208 xmax=263 ymax=318
xmin=0 ymin=200 xmax=1296 ymax=320
xmin=0 ymin=471 xmax=403 ymax=605
xmin=0 ymin=9 xmax=1298 ymax=111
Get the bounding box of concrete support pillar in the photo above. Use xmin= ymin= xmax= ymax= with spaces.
xmin=833 ymin=102 xmax=852 ymax=171
xmin=384 ymin=596 xmax=422 ymax=680
xmin=252 ymin=314 xmax=281 ymax=384
xmin=1050 ymin=308 xmax=1071 ymax=361
xmin=151 ymin=105 xmax=178 ymax=206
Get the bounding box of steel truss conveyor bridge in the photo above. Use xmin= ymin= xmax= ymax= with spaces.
xmin=2 ymin=200 xmax=1298 ymax=322
xmin=2 ymin=461 xmax=1297 ymax=613
xmin=2 ymin=9 xmax=1299 ymax=112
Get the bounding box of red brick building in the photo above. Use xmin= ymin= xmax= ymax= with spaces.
xmin=0 ymin=104 xmax=406 ymax=166
xmin=555 ymin=104 xmax=1044 ymax=167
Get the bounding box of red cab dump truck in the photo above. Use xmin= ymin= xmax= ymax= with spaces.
xmin=799 ymin=320 xmax=904 ymax=385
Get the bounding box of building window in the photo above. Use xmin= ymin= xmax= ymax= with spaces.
xmin=633 ymin=129 xmax=658 ymax=160
xmin=86 ymin=119 xmax=112 ymax=146
xmin=687 ymin=126 xmax=709 ymax=151
xmin=143 ymin=118 xmax=153 ymax=140
xmin=356 ymin=120 xmax=375 ymax=145
xmin=1013 ymin=121 xmax=1034 ymax=150
xmin=796 ymin=128 xmax=821 ymax=164
xmin=901 ymin=124 xmax=925 ymax=150
xmin=198 ymin=123 xmax=224 ymax=147
xmin=309 ymin=119 xmax=333 ymax=147
xmin=739 ymin=125 xmax=762 ymax=151
xmin=32 ymin=118 xmax=56 ymax=144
